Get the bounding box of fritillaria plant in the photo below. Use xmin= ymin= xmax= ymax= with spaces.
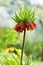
xmin=12 ymin=5 xmax=37 ymax=65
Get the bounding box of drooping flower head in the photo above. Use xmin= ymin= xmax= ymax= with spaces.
xmin=12 ymin=5 xmax=37 ymax=32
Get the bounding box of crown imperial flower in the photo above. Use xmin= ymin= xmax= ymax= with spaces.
xmin=14 ymin=21 xmax=37 ymax=32
xmin=12 ymin=5 xmax=37 ymax=32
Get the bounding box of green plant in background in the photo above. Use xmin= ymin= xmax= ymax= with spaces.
xmin=12 ymin=4 xmax=37 ymax=65
xmin=0 ymin=52 xmax=42 ymax=65
xmin=0 ymin=27 xmax=22 ymax=52
xmin=0 ymin=53 xmax=19 ymax=65
xmin=24 ymin=40 xmax=42 ymax=60
xmin=0 ymin=48 xmax=31 ymax=65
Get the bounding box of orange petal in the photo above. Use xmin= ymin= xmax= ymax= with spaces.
xmin=14 ymin=22 xmax=26 ymax=32
xmin=26 ymin=22 xmax=37 ymax=30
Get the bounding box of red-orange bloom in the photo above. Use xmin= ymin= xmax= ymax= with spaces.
xmin=26 ymin=22 xmax=37 ymax=30
xmin=14 ymin=22 xmax=26 ymax=32
xmin=14 ymin=22 xmax=37 ymax=32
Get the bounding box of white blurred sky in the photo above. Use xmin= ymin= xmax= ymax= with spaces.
xmin=29 ymin=0 xmax=43 ymax=5
xmin=0 ymin=0 xmax=43 ymax=5
xmin=0 ymin=7 xmax=14 ymax=27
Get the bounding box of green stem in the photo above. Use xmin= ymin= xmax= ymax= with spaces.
xmin=20 ymin=29 xmax=26 ymax=65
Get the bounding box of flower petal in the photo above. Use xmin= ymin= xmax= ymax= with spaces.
xmin=14 ymin=22 xmax=25 ymax=32
xmin=26 ymin=22 xmax=37 ymax=30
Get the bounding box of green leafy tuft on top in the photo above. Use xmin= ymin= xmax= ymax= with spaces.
xmin=12 ymin=5 xmax=36 ymax=23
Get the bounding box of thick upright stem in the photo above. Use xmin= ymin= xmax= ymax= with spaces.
xmin=20 ymin=30 xmax=26 ymax=65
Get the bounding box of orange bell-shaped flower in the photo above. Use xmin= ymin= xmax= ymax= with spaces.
xmin=14 ymin=21 xmax=37 ymax=32
xmin=14 ymin=22 xmax=26 ymax=32
xmin=26 ymin=22 xmax=37 ymax=30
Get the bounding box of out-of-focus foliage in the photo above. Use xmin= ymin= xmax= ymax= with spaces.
xmin=0 ymin=27 xmax=22 ymax=51
xmin=0 ymin=47 xmax=31 ymax=65
xmin=24 ymin=40 xmax=42 ymax=60
xmin=0 ymin=48 xmax=43 ymax=65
